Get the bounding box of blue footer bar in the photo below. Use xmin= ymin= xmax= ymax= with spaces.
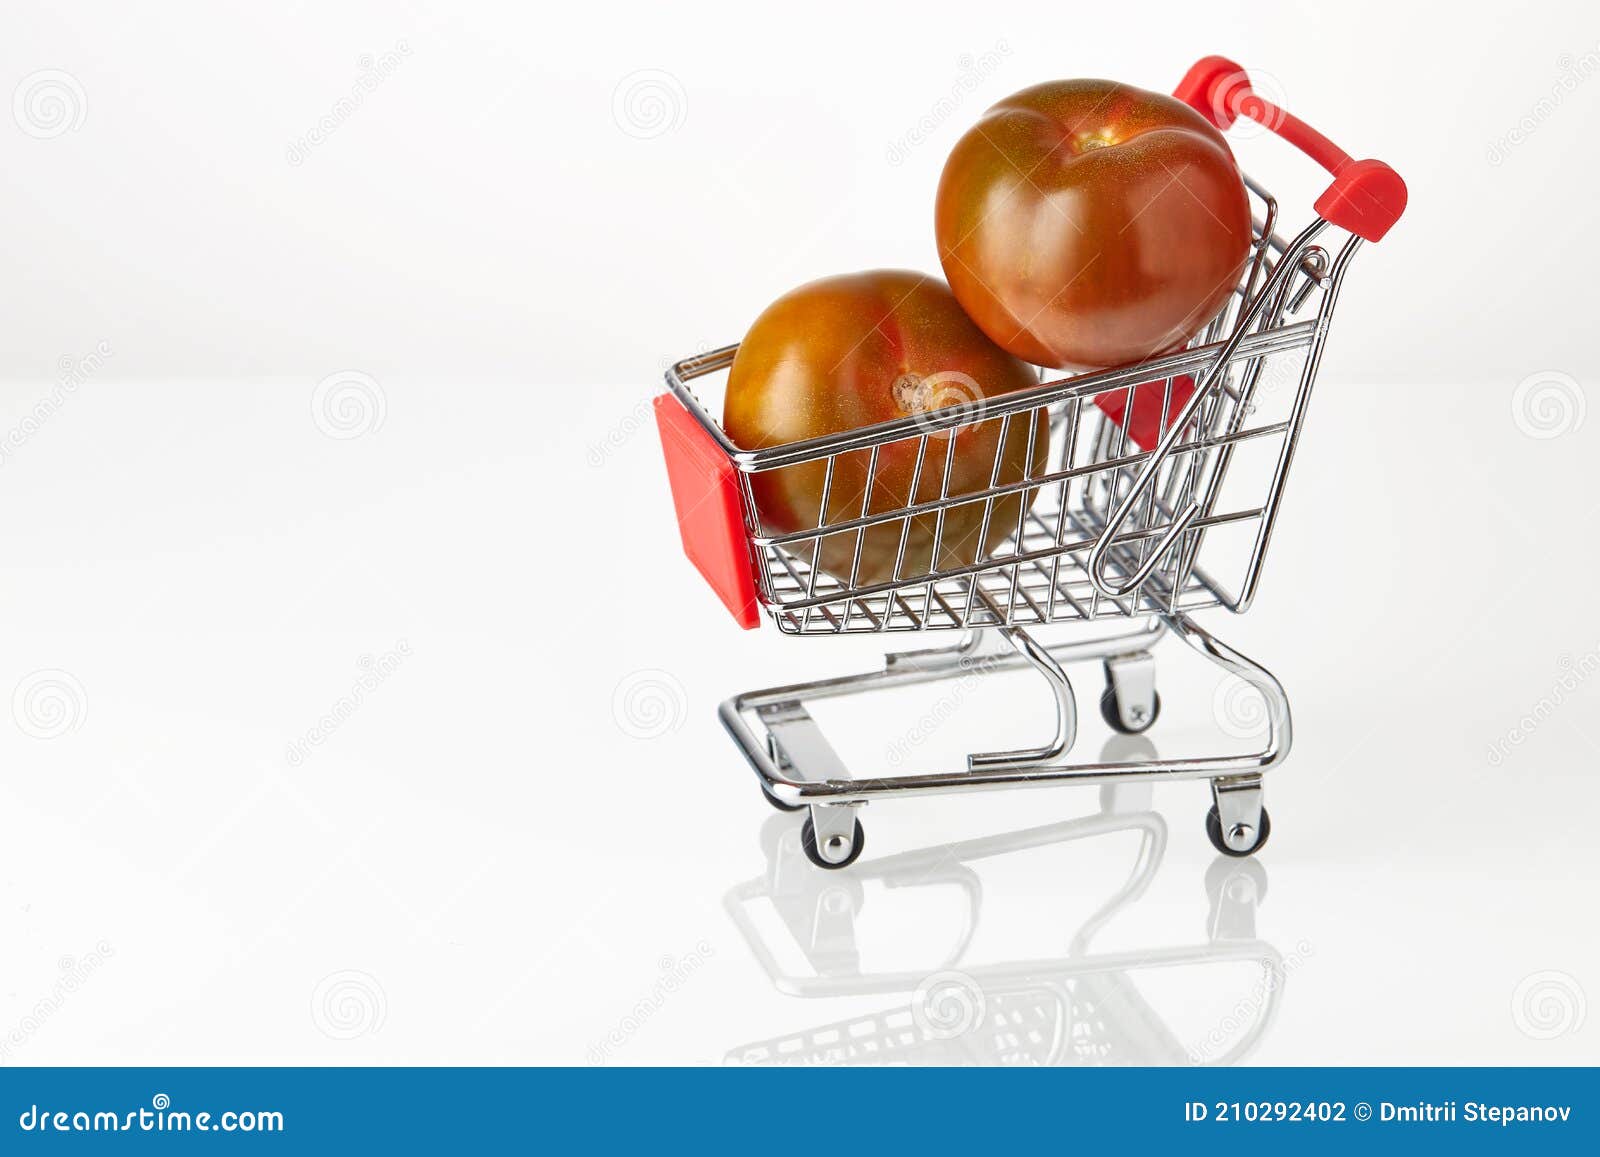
xmin=1 ymin=1067 xmax=1594 ymax=1152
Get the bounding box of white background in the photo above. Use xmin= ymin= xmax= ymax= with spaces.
xmin=1 ymin=0 xmax=1597 ymax=1066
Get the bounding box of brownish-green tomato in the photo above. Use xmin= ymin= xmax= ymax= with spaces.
xmin=724 ymin=270 xmax=1047 ymax=587
xmin=937 ymin=79 xmax=1253 ymax=369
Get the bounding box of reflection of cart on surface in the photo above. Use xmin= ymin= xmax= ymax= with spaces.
xmin=724 ymin=780 xmax=1283 ymax=1066
xmin=655 ymin=58 xmax=1406 ymax=866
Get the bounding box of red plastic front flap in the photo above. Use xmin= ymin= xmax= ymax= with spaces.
xmin=654 ymin=394 xmax=761 ymax=629
xmin=1093 ymin=375 xmax=1197 ymax=451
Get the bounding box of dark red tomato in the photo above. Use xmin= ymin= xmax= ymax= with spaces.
xmin=724 ymin=271 xmax=1047 ymax=587
xmin=936 ymin=79 xmax=1253 ymax=370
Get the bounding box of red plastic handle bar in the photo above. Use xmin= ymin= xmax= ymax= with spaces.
xmin=1174 ymin=56 xmax=1406 ymax=242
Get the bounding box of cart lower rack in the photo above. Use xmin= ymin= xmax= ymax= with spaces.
xmin=654 ymin=57 xmax=1404 ymax=867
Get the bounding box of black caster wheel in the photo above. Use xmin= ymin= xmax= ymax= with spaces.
xmin=800 ymin=814 xmax=866 ymax=870
xmin=1206 ymin=803 xmax=1271 ymax=858
xmin=760 ymin=784 xmax=803 ymax=812
xmin=1100 ymin=686 xmax=1161 ymax=734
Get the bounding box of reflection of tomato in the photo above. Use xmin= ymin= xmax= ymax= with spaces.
xmin=724 ymin=271 xmax=1047 ymax=587
xmin=936 ymin=79 xmax=1252 ymax=370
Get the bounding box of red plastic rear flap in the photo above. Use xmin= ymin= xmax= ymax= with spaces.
xmin=1093 ymin=375 xmax=1197 ymax=451
xmin=653 ymin=394 xmax=761 ymax=629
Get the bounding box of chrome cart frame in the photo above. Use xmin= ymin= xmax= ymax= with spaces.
xmin=654 ymin=59 xmax=1404 ymax=867
xmin=718 ymin=613 xmax=1287 ymax=865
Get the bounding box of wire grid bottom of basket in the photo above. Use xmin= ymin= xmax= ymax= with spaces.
xmin=761 ymin=503 xmax=1227 ymax=636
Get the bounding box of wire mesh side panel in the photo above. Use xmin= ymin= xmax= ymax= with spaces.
xmin=748 ymin=324 xmax=1322 ymax=638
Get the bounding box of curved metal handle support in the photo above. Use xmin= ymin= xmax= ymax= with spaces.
xmin=966 ymin=625 xmax=1078 ymax=771
xmin=1086 ymin=219 xmax=1330 ymax=600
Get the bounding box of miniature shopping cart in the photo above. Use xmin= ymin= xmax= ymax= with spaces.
xmin=654 ymin=57 xmax=1406 ymax=868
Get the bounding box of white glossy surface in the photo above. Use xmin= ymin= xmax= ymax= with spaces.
xmin=1 ymin=378 xmax=1595 ymax=1066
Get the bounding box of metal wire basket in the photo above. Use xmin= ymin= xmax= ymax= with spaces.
xmin=664 ymin=182 xmax=1354 ymax=637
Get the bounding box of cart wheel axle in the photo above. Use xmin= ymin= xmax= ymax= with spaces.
xmin=1101 ymin=652 xmax=1160 ymax=734
xmin=1100 ymin=687 xmax=1161 ymax=734
xmin=800 ymin=814 xmax=865 ymax=870
xmin=1206 ymin=803 xmax=1271 ymax=857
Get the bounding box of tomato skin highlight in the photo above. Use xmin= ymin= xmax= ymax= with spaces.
xmin=936 ymin=79 xmax=1253 ymax=371
xmin=724 ymin=271 xmax=1048 ymax=587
